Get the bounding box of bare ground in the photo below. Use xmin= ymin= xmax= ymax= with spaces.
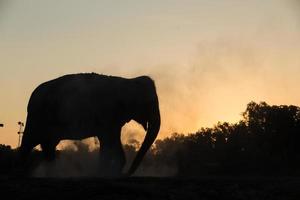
xmin=1 ymin=176 xmax=300 ymax=200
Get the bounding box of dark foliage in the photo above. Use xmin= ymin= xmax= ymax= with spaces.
xmin=139 ymin=101 xmax=300 ymax=176
xmin=1 ymin=101 xmax=300 ymax=177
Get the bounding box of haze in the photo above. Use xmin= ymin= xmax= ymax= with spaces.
xmin=0 ymin=0 xmax=299 ymax=147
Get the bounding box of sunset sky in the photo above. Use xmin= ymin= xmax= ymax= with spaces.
xmin=0 ymin=0 xmax=300 ymax=147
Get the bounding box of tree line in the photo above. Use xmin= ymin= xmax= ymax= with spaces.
xmin=130 ymin=101 xmax=300 ymax=176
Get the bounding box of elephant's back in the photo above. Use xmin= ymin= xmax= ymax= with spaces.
xmin=27 ymin=73 xmax=128 ymax=120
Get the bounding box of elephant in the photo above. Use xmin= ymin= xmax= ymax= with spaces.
xmin=19 ymin=73 xmax=161 ymax=176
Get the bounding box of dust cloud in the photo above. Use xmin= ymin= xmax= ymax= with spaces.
xmin=33 ymin=137 xmax=177 ymax=177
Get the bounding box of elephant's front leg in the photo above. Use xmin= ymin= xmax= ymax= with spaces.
xmin=98 ymin=135 xmax=126 ymax=177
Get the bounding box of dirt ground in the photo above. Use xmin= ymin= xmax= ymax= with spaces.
xmin=1 ymin=177 xmax=300 ymax=200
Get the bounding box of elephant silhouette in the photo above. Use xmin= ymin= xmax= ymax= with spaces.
xmin=19 ymin=73 xmax=160 ymax=176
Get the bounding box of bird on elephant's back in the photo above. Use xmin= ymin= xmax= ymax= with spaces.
xmin=19 ymin=73 xmax=161 ymax=176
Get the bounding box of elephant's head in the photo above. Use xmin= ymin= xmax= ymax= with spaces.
xmin=126 ymin=76 xmax=161 ymax=175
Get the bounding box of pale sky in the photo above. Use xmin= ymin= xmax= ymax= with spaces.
xmin=0 ymin=0 xmax=300 ymax=147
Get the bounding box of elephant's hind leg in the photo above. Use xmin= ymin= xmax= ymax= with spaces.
xmin=17 ymin=131 xmax=40 ymax=176
xmin=19 ymin=133 xmax=37 ymax=160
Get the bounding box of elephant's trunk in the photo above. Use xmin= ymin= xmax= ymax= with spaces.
xmin=127 ymin=108 xmax=160 ymax=175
